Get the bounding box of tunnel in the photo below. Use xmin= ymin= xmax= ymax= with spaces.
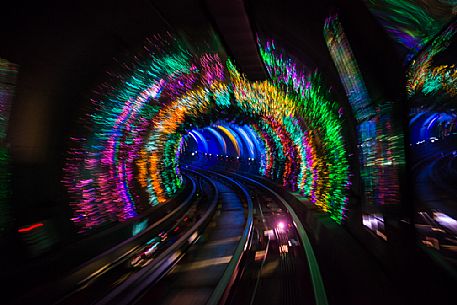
xmin=1 ymin=1 xmax=457 ymax=305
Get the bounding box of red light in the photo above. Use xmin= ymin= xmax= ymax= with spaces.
xmin=18 ymin=223 xmax=44 ymax=233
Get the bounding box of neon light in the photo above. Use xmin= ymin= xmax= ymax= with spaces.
xmin=206 ymin=127 xmax=227 ymax=155
xmin=216 ymin=125 xmax=241 ymax=156
xmin=18 ymin=223 xmax=44 ymax=233
xmin=189 ymin=130 xmax=209 ymax=153
xmin=407 ymin=22 xmax=457 ymax=98
xmin=258 ymin=37 xmax=350 ymax=221
xmin=231 ymin=124 xmax=256 ymax=159
xmin=132 ymin=219 xmax=148 ymax=236
xmin=324 ymin=15 xmax=404 ymax=209
xmin=324 ymin=15 xmax=374 ymax=122
xmin=363 ymin=0 xmax=455 ymax=60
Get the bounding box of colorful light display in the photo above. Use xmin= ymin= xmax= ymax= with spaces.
xmin=406 ymin=19 xmax=457 ymax=259
xmin=65 ymin=33 xmax=352 ymax=231
xmin=324 ymin=15 xmax=404 ymax=213
xmin=185 ymin=122 xmax=257 ymax=160
xmin=364 ymin=0 xmax=456 ymax=61
xmin=407 ymin=21 xmax=457 ymax=98
xmin=323 ymin=15 xmax=375 ymax=122
xmin=407 ymin=20 xmax=457 ymax=148
xmin=258 ymin=36 xmax=350 ymax=218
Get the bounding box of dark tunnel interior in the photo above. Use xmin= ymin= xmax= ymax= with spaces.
xmin=1 ymin=1 xmax=457 ymax=305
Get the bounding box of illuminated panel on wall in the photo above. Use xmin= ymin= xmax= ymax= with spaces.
xmin=324 ymin=15 xmax=375 ymax=122
xmin=324 ymin=15 xmax=404 ymax=213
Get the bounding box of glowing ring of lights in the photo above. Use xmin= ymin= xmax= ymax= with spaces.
xmin=64 ymin=36 xmax=350 ymax=231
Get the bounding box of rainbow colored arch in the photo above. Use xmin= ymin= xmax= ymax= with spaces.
xmin=63 ymin=36 xmax=350 ymax=231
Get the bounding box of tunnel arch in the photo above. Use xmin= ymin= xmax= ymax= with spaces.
xmin=216 ymin=125 xmax=242 ymax=157
xmin=229 ymin=124 xmax=257 ymax=160
xmin=185 ymin=123 xmax=253 ymax=159
xmin=204 ymin=127 xmax=228 ymax=156
xmin=63 ymin=35 xmax=350 ymax=231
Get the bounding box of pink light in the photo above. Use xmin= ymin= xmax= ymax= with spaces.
xmin=277 ymin=222 xmax=285 ymax=230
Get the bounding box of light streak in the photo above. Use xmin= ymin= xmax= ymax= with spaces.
xmin=324 ymin=15 xmax=404 ymax=210
xmin=363 ymin=0 xmax=455 ymax=61
xmin=217 ymin=125 xmax=241 ymax=157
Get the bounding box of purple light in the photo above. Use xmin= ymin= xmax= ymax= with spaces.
xmin=277 ymin=221 xmax=285 ymax=231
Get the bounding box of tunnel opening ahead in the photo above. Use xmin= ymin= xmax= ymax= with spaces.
xmin=180 ymin=122 xmax=270 ymax=177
